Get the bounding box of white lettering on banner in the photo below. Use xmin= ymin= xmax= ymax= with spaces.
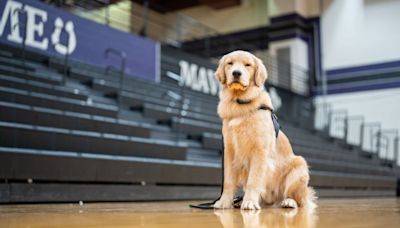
xmin=0 ymin=0 xmax=77 ymax=55
xmin=0 ymin=0 xmax=23 ymax=43
xmin=207 ymin=69 xmax=219 ymax=95
xmin=179 ymin=60 xmax=197 ymax=88
xmin=197 ymin=67 xmax=209 ymax=94
xmin=24 ymin=5 xmax=48 ymax=50
xmin=51 ymin=17 xmax=77 ymax=55
xmin=167 ymin=60 xmax=220 ymax=96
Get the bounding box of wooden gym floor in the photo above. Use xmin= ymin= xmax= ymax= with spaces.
xmin=0 ymin=198 xmax=399 ymax=227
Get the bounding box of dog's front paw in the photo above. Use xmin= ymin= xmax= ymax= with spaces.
xmin=241 ymin=199 xmax=261 ymax=210
xmin=214 ymin=198 xmax=233 ymax=209
xmin=281 ymin=198 xmax=298 ymax=209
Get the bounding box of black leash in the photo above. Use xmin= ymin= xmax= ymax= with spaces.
xmin=189 ymin=137 xmax=224 ymax=209
xmin=189 ymin=99 xmax=280 ymax=209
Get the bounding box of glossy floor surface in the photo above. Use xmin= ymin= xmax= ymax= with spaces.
xmin=0 ymin=198 xmax=399 ymax=227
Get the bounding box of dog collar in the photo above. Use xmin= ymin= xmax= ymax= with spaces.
xmin=236 ymin=99 xmax=274 ymax=112
xmin=236 ymin=98 xmax=252 ymax=105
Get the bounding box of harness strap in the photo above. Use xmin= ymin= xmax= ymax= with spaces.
xmin=241 ymin=100 xmax=280 ymax=138
xmin=258 ymin=105 xmax=280 ymax=138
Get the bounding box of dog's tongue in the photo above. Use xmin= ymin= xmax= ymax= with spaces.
xmin=228 ymin=83 xmax=246 ymax=91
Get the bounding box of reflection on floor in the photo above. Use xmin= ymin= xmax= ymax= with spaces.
xmin=0 ymin=198 xmax=399 ymax=227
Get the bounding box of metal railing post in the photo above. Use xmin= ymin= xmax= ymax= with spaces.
xmin=327 ymin=110 xmax=332 ymax=136
xmin=361 ymin=122 xmax=380 ymax=153
xmin=175 ymin=15 xmax=182 ymax=47
xmin=359 ymin=122 xmax=364 ymax=149
xmin=52 ymin=18 xmax=71 ymax=85
xmin=62 ymin=39 xmax=70 ymax=85
xmin=395 ymin=136 xmax=399 ymax=166
xmin=204 ymin=27 xmax=210 ymax=57
xmin=375 ymin=130 xmax=381 ymax=156
xmin=105 ymin=0 xmax=110 ymax=26
xmin=316 ymin=102 xmax=331 ymax=133
xmin=176 ymin=84 xmax=185 ymax=143
xmin=344 ymin=115 xmax=348 ymax=142
xmin=139 ymin=0 xmax=149 ymax=37
xmin=380 ymin=129 xmax=399 ymax=164
xmin=380 ymin=135 xmax=389 ymax=161
xmin=327 ymin=110 xmax=347 ymax=139
xmin=345 ymin=116 xmax=364 ymax=147
xmin=104 ymin=48 xmax=127 ymax=115
xmin=13 ymin=7 xmax=27 ymax=74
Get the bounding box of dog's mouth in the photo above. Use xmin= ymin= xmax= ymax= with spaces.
xmin=228 ymin=82 xmax=247 ymax=91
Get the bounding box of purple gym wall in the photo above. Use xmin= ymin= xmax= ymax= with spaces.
xmin=0 ymin=0 xmax=158 ymax=81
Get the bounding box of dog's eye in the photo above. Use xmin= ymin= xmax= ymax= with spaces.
xmin=227 ymin=62 xmax=233 ymax=65
xmin=245 ymin=63 xmax=251 ymax=67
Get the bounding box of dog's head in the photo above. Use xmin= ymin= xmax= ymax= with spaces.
xmin=215 ymin=50 xmax=268 ymax=91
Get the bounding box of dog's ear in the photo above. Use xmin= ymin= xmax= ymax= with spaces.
xmin=254 ymin=57 xmax=268 ymax=87
xmin=215 ymin=55 xmax=227 ymax=85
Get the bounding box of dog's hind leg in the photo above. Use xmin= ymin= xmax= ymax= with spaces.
xmin=280 ymin=156 xmax=316 ymax=209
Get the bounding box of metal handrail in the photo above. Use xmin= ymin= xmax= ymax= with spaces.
xmin=374 ymin=132 xmax=388 ymax=159
xmin=104 ymin=0 xmax=111 ymax=26
xmin=327 ymin=113 xmax=397 ymax=164
xmin=346 ymin=116 xmax=364 ymax=145
xmin=360 ymin=122 xmax=381 ymax=153
xmin=138 ymin=0 xmax=149 ymax=37
xmin=104 ymin=48 xmax=127 ymax=114
xmin=52 ymin=21 xmax=71 ymax=85
xmin=380 ymin=129 xmax=399 ymax=162
xmin=12 ymin=7 xmax=27 ymax=73
xmin=328 ymin=109 xmax=347 ymax=139
xmin=175 ymin=80 xmax=185 ymax=143
xmin=394 ymin=136 xmax=400 ymax=165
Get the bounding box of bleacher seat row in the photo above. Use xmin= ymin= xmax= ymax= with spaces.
xmin=0 ymin=44 xmax=398 ymax=203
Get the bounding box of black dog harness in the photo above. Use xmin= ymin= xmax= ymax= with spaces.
xmin=236 ymin=98 xmax=280 ymax=137
xmin=189 ymin=99 xmax=281 ymax=209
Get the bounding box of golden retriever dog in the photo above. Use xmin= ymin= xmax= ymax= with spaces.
xmin=213 ymin=50 xmax=316 ymax=210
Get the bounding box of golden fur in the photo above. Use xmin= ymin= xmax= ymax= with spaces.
xmin=213 ymin=50 xmax=316 ymax=210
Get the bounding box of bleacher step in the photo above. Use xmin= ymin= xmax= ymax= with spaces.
xmin=0 ymin=121 xmax=188 ymax=160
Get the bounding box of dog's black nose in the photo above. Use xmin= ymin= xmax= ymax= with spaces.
xmin=232 ymin=70 xmax=242 ymax=78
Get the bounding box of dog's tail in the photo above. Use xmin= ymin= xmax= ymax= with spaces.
xmin=305 ymin=186 xmax=318 ymax=210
